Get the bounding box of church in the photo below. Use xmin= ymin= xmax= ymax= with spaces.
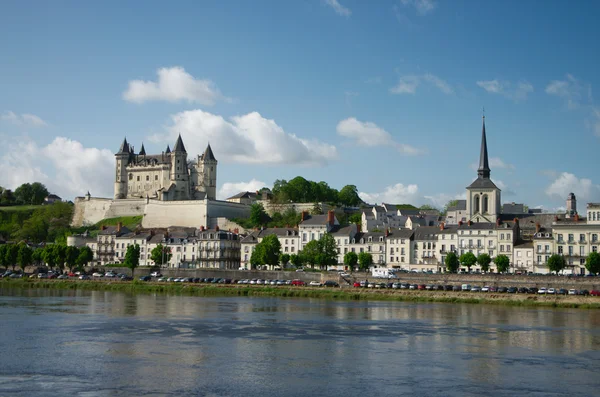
xmin=113 ymin=135 xmax=217 ymax=201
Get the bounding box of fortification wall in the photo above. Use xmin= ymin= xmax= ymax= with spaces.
xmin=142 ymin=200 xmax=208 ymax=228
xmin=207 ymin=200 xmax=250 ymax=219
xmin=104 ymin=199 xmax=146 ymax=219
xmin=71 ymin=197 xmax=113 ymax=226
xmin=209 ymin=217 xmax=248 ymax=234
xmin=259 ymin=201 xmax=331 ymax=216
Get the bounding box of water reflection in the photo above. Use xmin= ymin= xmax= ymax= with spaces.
xmin=1 ymin=288 xmax=599 ymax=396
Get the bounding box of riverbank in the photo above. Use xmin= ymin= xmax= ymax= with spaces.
xmin=2 ymin=279 xmax=600 ymax=309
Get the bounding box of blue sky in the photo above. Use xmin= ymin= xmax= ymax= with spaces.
xmin=1 ymin=0 xmax=599 ymax=210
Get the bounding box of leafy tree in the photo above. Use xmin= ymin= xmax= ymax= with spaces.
xmin=150 ymin=244 xmax=172 ymax=267
xmin=32 ymin=247 xmax=44 ymax=267
xmin=445 ymin=251 xmax=459 ymax=273
xmin=311 ymin=203 xmax=323 ymax=215
xmin=279 ymin=253 xmax=290 ymax=267
xmin=459 ymin=252 xmax=477 ymax=272
xmin=75 ymin=246 xmax=94 ymax=269
xmin=442 ymin=200 xmax=459 ymax=215
xmin=249 ymin=203 xmax=269 ymax=227
xmin=494 ymin=254 xmax=511 ymax=273
xmin=396 ymin=204 xmax=418 ymax=210
xmin=419 ymin=204 xmax=437 ymax=211
xmin=318 ymin=233 xmax=339 ymax=270
xmin=338 ymin=185 xmax=362 ymax=207
xmin=477 ymin=253 xmax=492 ymax=273
xmin=547 ymin=254 xmax=566 ymax=275
xmin=5 ymin=243 xmax=19 ymax=271
xmin=17 ymin=243 xmax=33 ymax=272
xmin=124 ymin=244 xmax=140 ymax=277
xmin=65 ymin=246 xmax=80 ymax=272
xmin=585 ymin=251 xmax=600 ymax=275
xmin=344 ymin=251 xmax=358 ymax=272
xmin=52 ymin=244 xmax=67 ymax=271
xmin=0 ymin=244 xmax=7 ymax=270
xmin=300 ymin=240 xmax=321 ymax=269
xmin=14 ymin=183 xmax=34 ymax=205
xmin=348 ymin=213 xmax=362 ymax=225
xmin=250 ymin=247 xmax=262 ymax=269
xmin=0 ymin=189 xmax=15 ymax=206
xmin=358 ymin=252 xmax=373 ymax=271
xmin=42 ymin=246 xmax=56 ymax=269
xmin=30 ymin=183 xmax=50 ymax=205
xmin=253 ymin=234 xmax=281 ymax=270
xmin=289 ymin=253 xmax=303 ymax=268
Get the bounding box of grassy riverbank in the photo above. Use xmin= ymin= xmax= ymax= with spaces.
xmin=2 ymin=279 xmax=600 ymax=309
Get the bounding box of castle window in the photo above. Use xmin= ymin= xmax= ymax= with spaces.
xmin=211 ymin=167 xmax=213 ymax=171
xmin=137 ymin=176 xmax=140 ymax=181
xmin=155 ymin=175 xmax=158 ymax=181
xmin=129 ymin=173 xmax=133 ymax=181
xmin=146 ymin=175 xmax=149 ymax=181
xmin=482 ymin=194 xmax=489 ymax=214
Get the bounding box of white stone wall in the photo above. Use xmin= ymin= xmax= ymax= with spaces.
xmin=142 ymin=200 xmax=208 ymax=229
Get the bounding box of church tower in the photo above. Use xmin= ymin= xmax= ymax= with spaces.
xmin=200 ymin=144 xmax=217 ymax=200
xmin=114 ymin=137 xmax=130 ymax=199
xmin=465 ymin=116 xmax=501 ymax=222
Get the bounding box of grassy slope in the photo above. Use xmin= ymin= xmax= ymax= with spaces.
xmin=0 ymin=205 xmax=43 ymax=212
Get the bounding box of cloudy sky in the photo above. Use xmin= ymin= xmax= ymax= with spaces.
xmin=1 ymin=0 xmax=599 ymax=210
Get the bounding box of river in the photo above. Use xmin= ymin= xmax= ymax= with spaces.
xmin=0 ymin=288 xmax=599 ymax=396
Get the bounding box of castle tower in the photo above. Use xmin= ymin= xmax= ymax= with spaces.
xmin=114 ymin=137 xmax=130 ymax=199
xmin=170 ymin=134 xmax=189 ymax=199
xmin=465 ymin=116 xmax=501 ymax=222
xmin=201 ymin=143 xmax=218 ymax=200
xmin=566 ymin=193 xmax=577 ymax=218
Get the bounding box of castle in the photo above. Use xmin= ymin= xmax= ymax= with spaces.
xmin=114 ymin=135 xmax=217 ymax=201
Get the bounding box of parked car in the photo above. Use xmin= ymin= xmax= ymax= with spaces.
xmin=507 ymin=287 xmax=517 ymax=294
xmin=139 ymin=276 xmax=151 ymax=282
xmin=452 ymin=285 xmax=462 ymax=291
xmin=590 ymin=290 xmax=600 ymax=296
xmin=425 ymin=284 xmax=434 ymax=290
xmin=547 ymin=288 xmax=556 ymax=294
xmin=471 ymin=286 xmax=481 ymax=292
xmin=308 ymin=281 xmax=322 ymax=287
xmin=444 ymin=285 xmax=454 ymax=291
xmin=92 ymin=272 xmax=103 ymax=277
xmin=580 ymin=290 xmax=590 ymax=296
xmin=497 ymin=287 xmax=508 ymax=293
xmin=527 ymin=287 xmax=538 ymax=294
xmin=79 ymin=275 xmax=91 ymax=280
xmin=489 ymin=286 xmax=497 ymax=292
xmin=150 ymin=271 xmax=162 ymax=277
xmin=537 ymin=288 xmax=547 ymax=294
xmin=568 ymin=289 xmax=578 ymax=295
xmin=461 ymin=284 xmax=471 ymax=291
xmin=37 ymin=273 xmax=48 ymax=279
xmin=518 ymin=287 xmax=528 ymax=294
xmin=291 ymin=279 xmax=305 ymax=286
xmin=409 ymin=284 xmax=417 ymax=290
xmin=324 ymin=281 xmax=339 ymax=287
xmin=557 ymin=289 xmax=568 ymax=295
xmin=481 ymin=286 xmax=490 ymax=292
xmin=120 ymin=275 xmax=133 ymax=281
xmin=157 ymin=277 xmax=167 ymax=282
xmin=57 ymin=274 xmax=68 ymax=279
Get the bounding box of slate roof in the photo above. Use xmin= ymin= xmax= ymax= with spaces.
xmin=227 ymin=191 xmax=258 ymax=200
xmin=300 ymin=214 xmax=330 ymax=226
xmin=202 ymin=144 xmax=217 ymax=161
xmin=447 ymin=200 xmax=467 ymax=211
xmin=173 ymin=134 xmax=187 ymax=152
xmin=386 ymin=229 xmax=415 ymax=239
xmin=514 ymin=241 xmax=534 ymax=249
xmin=330 ymin=225 xmax=357 ymax=236
xmin=502 ymin=203 xmax=525 ymax=214
xmin=467 ymin=177 xmax=499 ymax=189
xmin=353 ymin=231 xmax=385 ymax=243
xmin=117 ymin=137 xmax=129 ymax=154
xmin=98 ymin=226 xmax=132 ymax=236
xmin=139 ymin=143 xmax=146 ymax=156
xmin=240 ymin=228 xmax=299 ymax=243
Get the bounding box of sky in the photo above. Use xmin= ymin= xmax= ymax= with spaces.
xmin=1 ymin=0 xmax=599 ymax=211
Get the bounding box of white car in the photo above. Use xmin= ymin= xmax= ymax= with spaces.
xmin=92 ymin=272 xmax=103 ymax=277
xmin=568 ymin=289 xmax=578 ymax=295
xmin=538 ymin=288 xmax=547 ymax=294
xmin=481 ymin=286 xmax=490 ymax=292
xmin=340 ymin=272 xmax=350 ymax=277
xmin=104 ymin=272 xmax=117 ymax=278
xmin=37 ymin=273 xmax=48 ymax=279
xmin=308 ymin=281 xmax=321 ymax=287
xmin=547 ymin=288 xmax=556 ymax=294
xmin=256 ymin=279 xmax=264 ymax=285
xmin=150 ymin=271 xmax=162 ymax=277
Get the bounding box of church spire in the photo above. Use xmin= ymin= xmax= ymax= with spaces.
xmin=477 ymin=115 xmax=490 ymax=179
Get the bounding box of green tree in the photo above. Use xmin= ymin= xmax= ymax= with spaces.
xmin=348 ymin=213 xmax=362 ymax=225
xmin=585 ymin=251 xmax=600 ymax=275
xmin=338 ymin=185 xmax=362 ymax=207
xmin=279 ymin=253 xmax=290 ymax=268
xmin=494 ymin=254 xmax=511 ymax=274
xmin=445 ymin=251 xmax=459 ymax=273
xmin=289 ymin=253 xmax=303 ymax=268
xmin=318 ymin=233 xmax=339 ymax=270
xmin=358 ymin=252 xmax=373 ymax=271
xmin=0 ymin=244 xmax=8 ymax=270
xmin=419 ymin=204 xmax=437 ymax=211
xmin=52 ymin=244 xmax=67 ymax=271
xmin=75 ymin=246 xmax=94 ymax=270
xmin=459 ymin=252 xmax=477 ymax=272
xmin=32 ymin=247 xmax=44 ymax=267
xmin=249 ymin=203 xmax=269 ymax=227
xmin=42 ymin=246 xmax=56 ymax=269
xmin=311 ymin=203 xmax=323 ymax=215
xmin=477 ymin=253 xmax=492 ymax=273
xmin=300 ymin=240 xmax=321 ymax=269
xmin=254 ymin=234 xmax=282 ymax=270
xmin=14 ymin=183 xmax=34 ymax=205
xmin=442 ymin=200 xmax=459 ymax=215
xmin=30 ymin=182 xmax=49 ymax=205
xmin=150 ymin=244 xmax=172 ymax=267
xmin=0 ymin=189 xmax=15 ymax=205
xmin=344 ymin=251 xmax=358 ymax=272
xmin=5 ymin=243 xmax=19 ymax=271
xmin=65 ymin=246 xmax=80 ymax=272
xmin=124 ymin=244 xmax=140 ymax=277
xmin=17 ymin=243 xmax=33 ymax=272
xmin=547 ymin=254 xmax=566 ymax=275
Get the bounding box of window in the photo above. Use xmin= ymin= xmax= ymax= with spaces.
xmin=537 ymin=255 xmax=541 ymax=263
xmin=568 ymin=234 xmax=574 ymax=242
xmin=500 ymin=245 xmax=504 ymax=252
xmin=291 ymin=247 xmax=295 ymax=252
xmin=474 ymin=195 xmax=480 ymax=212
xmin=580 ymin=234 xmax=585 ymax=242
xmin=500 ymin=233 xmax=505 ymax=240
xmin=568 ymin=246 xmax=573 ymax=256
xmin=482 ymin=194 xmax=488 ymax=213
xmin=517 ymin=251 xmax=521 ymax=257
xmin=593 ymin=234 xmax=598 ymax=243
xmin=558 ymin=234 xmax=564 ymax=243
xmin=303 ymin=233 xmax=307 ymax=242
xmin=146 ymin=175 xmax=149 ymax=181
xmin=137 ymin=176 xmax=140 ymax=181
xmin=558 ymin=246 xmax=563 ymax=254
xmin=580 ymin=246 xmax=585 ymax=256
xmin=128 ymin=173 xmax=133 ymax=181
xmin=155 ymin=175 xmax=158 ymax=181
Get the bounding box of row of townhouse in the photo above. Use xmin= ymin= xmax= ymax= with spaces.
xmin=360 ymin=204 xmax=440 ymax=232
xmin=68 ymin=223 xmax=241 ymax=269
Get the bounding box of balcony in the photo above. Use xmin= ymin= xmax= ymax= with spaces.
xmin=579 ymin=240 xmax=586 ymax=244
xmin=567 ymin=239 xmax=576 ymax=244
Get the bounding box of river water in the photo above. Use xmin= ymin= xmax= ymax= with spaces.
xmin=0 ymin=288 xmax=599 ymax=396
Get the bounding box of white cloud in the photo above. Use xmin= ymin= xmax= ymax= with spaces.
xmin=495 ymin=180 xmax=516 ymax=196
xmin=218 ymin=179 xmax=267 ymax=200
xmin=336 ymin=117 xmax=423 ymax=155
xmin=1 ymin=111 xmax=47 ymax=127
xmin=360 ymin=183 xmax=421 ymax=205
xmin=545 ymin=172 xmax=600 ymax=202
xmin=590 ymin=107 xmax=600 ymax=137
xmin=400 ymin=0 xmax=436 ymax=15
xmin=324 ymin=0 xmax=351 ymax=17
xmin=123 ymin=66 xmax=227 ymax=105
xmin=476 ymin=79 xmax=533 ymax=102
xmin=545 ymin=74 xmax=591 ymax=109
xmin=390 ymin=73 xmax=452 ymax=95
xmin=0 ymin=137 xmax=114 ymax=200
xmin=150 ymin=109 xmax=337 ymax=166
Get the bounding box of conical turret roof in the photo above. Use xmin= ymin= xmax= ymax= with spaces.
xmin=165 ymin=145 xmax=171 ymax=154
xmin=203 ymin=143 xmax=217 ymax=161
xmin=117 ymin=137 xmax=129 ymax=154
xmin=139 ymin=143 xmax=146 ymax=156
xmin=173 ymin=134 xmax=187 ymax=153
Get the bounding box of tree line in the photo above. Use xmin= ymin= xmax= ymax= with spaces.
xmin=0 ymin=182 xmax=49 ymax=206
xmin=0 ymin=201 xmax=74 ymax=243
xmin=271 ymin=177 xmax=363 ymax=207
xmin=0 ymin=242 xmax=93 ymax=273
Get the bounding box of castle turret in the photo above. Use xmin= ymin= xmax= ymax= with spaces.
xmin=114 ymin=137 xmax=130 ymax=199
xmin=170 ymin=134 xmax=189 ymax=199
xmin=201 ymin=143 xmax=217 ymax=200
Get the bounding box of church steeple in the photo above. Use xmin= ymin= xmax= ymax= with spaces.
xmin=477 ymin=116 xmax=490 ymax=179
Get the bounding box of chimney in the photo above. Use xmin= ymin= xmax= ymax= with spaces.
xmin=439 ymin=222 xmax=445 ymax=231
xmin=234 ymin=228 xmax=239 ymax=234
xmin=513 ymin=218 xmax=519 ymax=225
xmin=535 ymin=223 xmax=541 ymax=233
xmin=496 ymin=217 xmax=501 ymax=226
xmin=467 ymin=220 xmax=472 ymax=226
xmin=215 ymin=225 xmax=219 ymax=231
xmin=327 ymin=210 xmax=335 ymax=226
xmin=117 ymin=222 xmax=122 ymax=232
xmin=458 ymin=221 xmax=463 ymax=226
xmin=301 ymin=211 xmax=308 ymax=221
xmin=150 ymin=230 xmax=155 ymax=236
xmin=385 ymin=228 xmax=389 ymax=237
xmin=200 ymin=226 xmax=205 ymax=231
xmin=101 ymin=225 xmax=107 ymax=231
xmin=574 ymin=214 xmax=580 ymax=222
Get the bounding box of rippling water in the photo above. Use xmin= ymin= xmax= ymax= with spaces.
xmin=1 ymin=288 xmax=599 ymax=396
